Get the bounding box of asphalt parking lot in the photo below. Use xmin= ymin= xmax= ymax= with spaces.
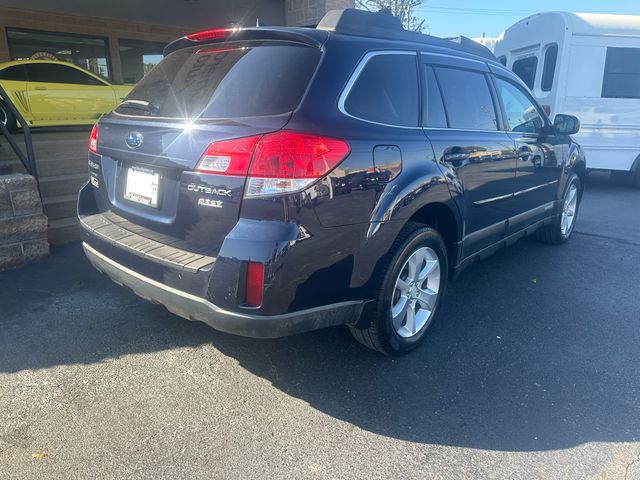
xmin=1 ymin=172 xmax=639 ymax=480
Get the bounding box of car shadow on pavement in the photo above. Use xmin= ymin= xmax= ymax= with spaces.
xmin=1 ymin=176 xmax=638 ymax=453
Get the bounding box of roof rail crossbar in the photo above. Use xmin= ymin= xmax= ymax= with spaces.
xmin=317 ymin=8 xmax=497 ymax=62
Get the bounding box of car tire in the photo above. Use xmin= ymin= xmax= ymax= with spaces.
xmin=0 ymin=101 xmax=18 ymax=133
xmin=632 ymin=166 xmax=640 ymax=190
xmin=536 ymin=173 xmax=582 ymax=244
xmin=349 ymin=222 xmax=448 ymax=356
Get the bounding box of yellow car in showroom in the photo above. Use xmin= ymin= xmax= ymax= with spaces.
xmin=0 ymin=60 xmax=132 ymax=132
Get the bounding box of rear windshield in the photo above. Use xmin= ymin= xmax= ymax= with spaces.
xmin=116 ymin=41 xmax=320 ymax=119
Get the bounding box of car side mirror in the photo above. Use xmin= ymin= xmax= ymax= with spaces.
xmin=553 ymin=114 xmax=580 ymax=135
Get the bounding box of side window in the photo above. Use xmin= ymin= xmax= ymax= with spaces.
xmin=495 ymin=77 xmax=545 ymax=134
xmin=602 ymin=47 xmax=640 ymax=99
xmin=0 ymin=65 xmax=27 ymax=81
xmin=541 ymin=44 xmax=558 ymax=92
xmin=344 ymin=53 xmax=419 ymax=127
xmin=497 ymin=56 xmax=507 ymax=66
xmin=434 ymin=67 xmax=498 ymax=131
xmin=512 ymin=56 xmax=538 ymax=90
xmin=26 ymin=64 xmax=105 ymax=86
xmin=422 ymin=65 xmax=447 ymax=128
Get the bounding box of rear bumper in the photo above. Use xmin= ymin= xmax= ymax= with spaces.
xmin=83 ymin=242 xmax=365 ymax=338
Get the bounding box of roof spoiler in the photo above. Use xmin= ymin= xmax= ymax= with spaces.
xmin=317 ymin=8 xmax=497 ymax=62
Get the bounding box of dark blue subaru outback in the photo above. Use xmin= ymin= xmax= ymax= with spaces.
xmin=78 ymin=9 xmax=585 ymax=355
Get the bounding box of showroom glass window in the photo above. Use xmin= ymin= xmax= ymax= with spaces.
xmin=6 ymin=29 xmax=111 ymax=81
xmin=119 ymin=39 xmax=165 ymax=84
xmin=602 ymin=47 xmax=640 ymax=99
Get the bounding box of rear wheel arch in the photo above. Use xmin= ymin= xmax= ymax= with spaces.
xmin=406 ymin=202 xmax=461 ymax=274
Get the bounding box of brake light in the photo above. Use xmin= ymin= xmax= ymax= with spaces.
xmin=195 ymin=135 xmax=261 ymax=176
xmin=88 ymin=124 xmax=98 ymax=154
xmin=247 ymin=131 xmax=350 ymax=196
xmin=186 ymin=28 xmax=236 ymax=42
xmin=245 ymin=262 xmax=264 ymax=307
xmin=195 ymin=131 xmax=350 ymax=197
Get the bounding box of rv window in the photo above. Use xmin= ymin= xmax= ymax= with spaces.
xmin=512 ymin=56 xmax=537 ymax=90
xmin=422 ymin=65 xmax=448 ymax=128
xmin=541 ymin=45 xmax=558 ymax=92
xmin=602 ymin=47 xmax=640 ymax=99
xmin=435 ymin=67 xmax=498 ymax=131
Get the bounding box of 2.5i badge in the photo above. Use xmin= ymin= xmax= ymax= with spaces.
xmin=198 ymin=198 xmax=223 ymax=208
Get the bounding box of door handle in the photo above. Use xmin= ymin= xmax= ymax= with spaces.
xmin=443 ymin=152 xmax=469 ymax=165
xmin=34 ymin=86 xmax=48 ymax=90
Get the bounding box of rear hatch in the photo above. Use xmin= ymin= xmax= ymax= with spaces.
xmin=96 ymin=40 xmax=321 ymax=253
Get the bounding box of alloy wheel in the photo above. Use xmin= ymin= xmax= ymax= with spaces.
xmin=391 ymin=246 xmax=441 ymax=338
xmin=561 ymin=183 xmax=578 ymax=236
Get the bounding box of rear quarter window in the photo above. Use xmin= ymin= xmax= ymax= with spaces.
xmin=117 ymin=42 xmax=320 ymax=119
xmin=342 ymin=53 xmax=419 ymax=127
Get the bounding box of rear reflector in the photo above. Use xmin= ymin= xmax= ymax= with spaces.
xmin=186 ymin=28 xmax=236 ymax=42
xmin=88 ymin=124 xmax=98 ymax=154
xmin=195 ymin=131 xmax=350 ymax=197
xmin=245 ymin=262 xmax=264 ymax=307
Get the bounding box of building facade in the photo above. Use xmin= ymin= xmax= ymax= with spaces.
xmin=0 ymin=0 xmax=353 ymax=84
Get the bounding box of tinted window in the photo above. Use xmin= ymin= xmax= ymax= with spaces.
xmin=26 ymin=63 xmax=104 ymax=85
xmin=119 ymin=42 xmax=320 ymax=119
xmin=602 ymin=47 xmax=640 ymax=99
xmin=495 ymin=78 xmax=544 ymax=133
xmin=435 ymin=67 xmax=497 ymax=131
xmin=345 ymin=53 xmax=419 ymax=127
xmin=0 ymin=65 xmax=27 ymax=81
xmin=422 ymin=65 xmax=447 ymax=128
xmin=541 ymin=45 xmax=558 ymax=92
xmin=512 ymin=56 xmax=538 ymax=90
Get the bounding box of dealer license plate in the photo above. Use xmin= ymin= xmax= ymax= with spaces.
xmin=124 ymin=167 xmax=160 ymax=208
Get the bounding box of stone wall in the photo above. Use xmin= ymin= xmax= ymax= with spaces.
xmin=0 ymin=174 xmax=49 ymax=270
xmin=285 ymin=0 xmax=354 ymax=27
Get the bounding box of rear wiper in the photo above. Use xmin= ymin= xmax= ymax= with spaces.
xmin=118 ymin=99 xmax=159 ymax=114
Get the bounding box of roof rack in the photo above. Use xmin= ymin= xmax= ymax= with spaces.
xmin=317 ymin=8 xmax=497 ymax=62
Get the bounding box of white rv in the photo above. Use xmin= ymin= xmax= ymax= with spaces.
xmin=495 ymin=12 xmax=640 ymax=187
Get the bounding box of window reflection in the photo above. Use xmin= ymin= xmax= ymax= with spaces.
xmin=7 ymin=28 xmax=110 ymax=81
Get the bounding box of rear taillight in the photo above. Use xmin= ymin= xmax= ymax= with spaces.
xmin=246 ymin=131 xmax=350 ymax=197
xmin=196 ymin=135 xmax=261 ymax=176
xmin=88 ymin=124 xmax=98 ymax=154
xmin=186 ymin=28 xmax=236 ymax=42
xmin=245 ymin=262 xmax=264 ymax=307
xmin=195 ymin=131 xmax=350 ymax=197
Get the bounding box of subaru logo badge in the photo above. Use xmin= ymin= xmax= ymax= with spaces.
xmin=125 ymin=131 xmax=144 ymax=149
